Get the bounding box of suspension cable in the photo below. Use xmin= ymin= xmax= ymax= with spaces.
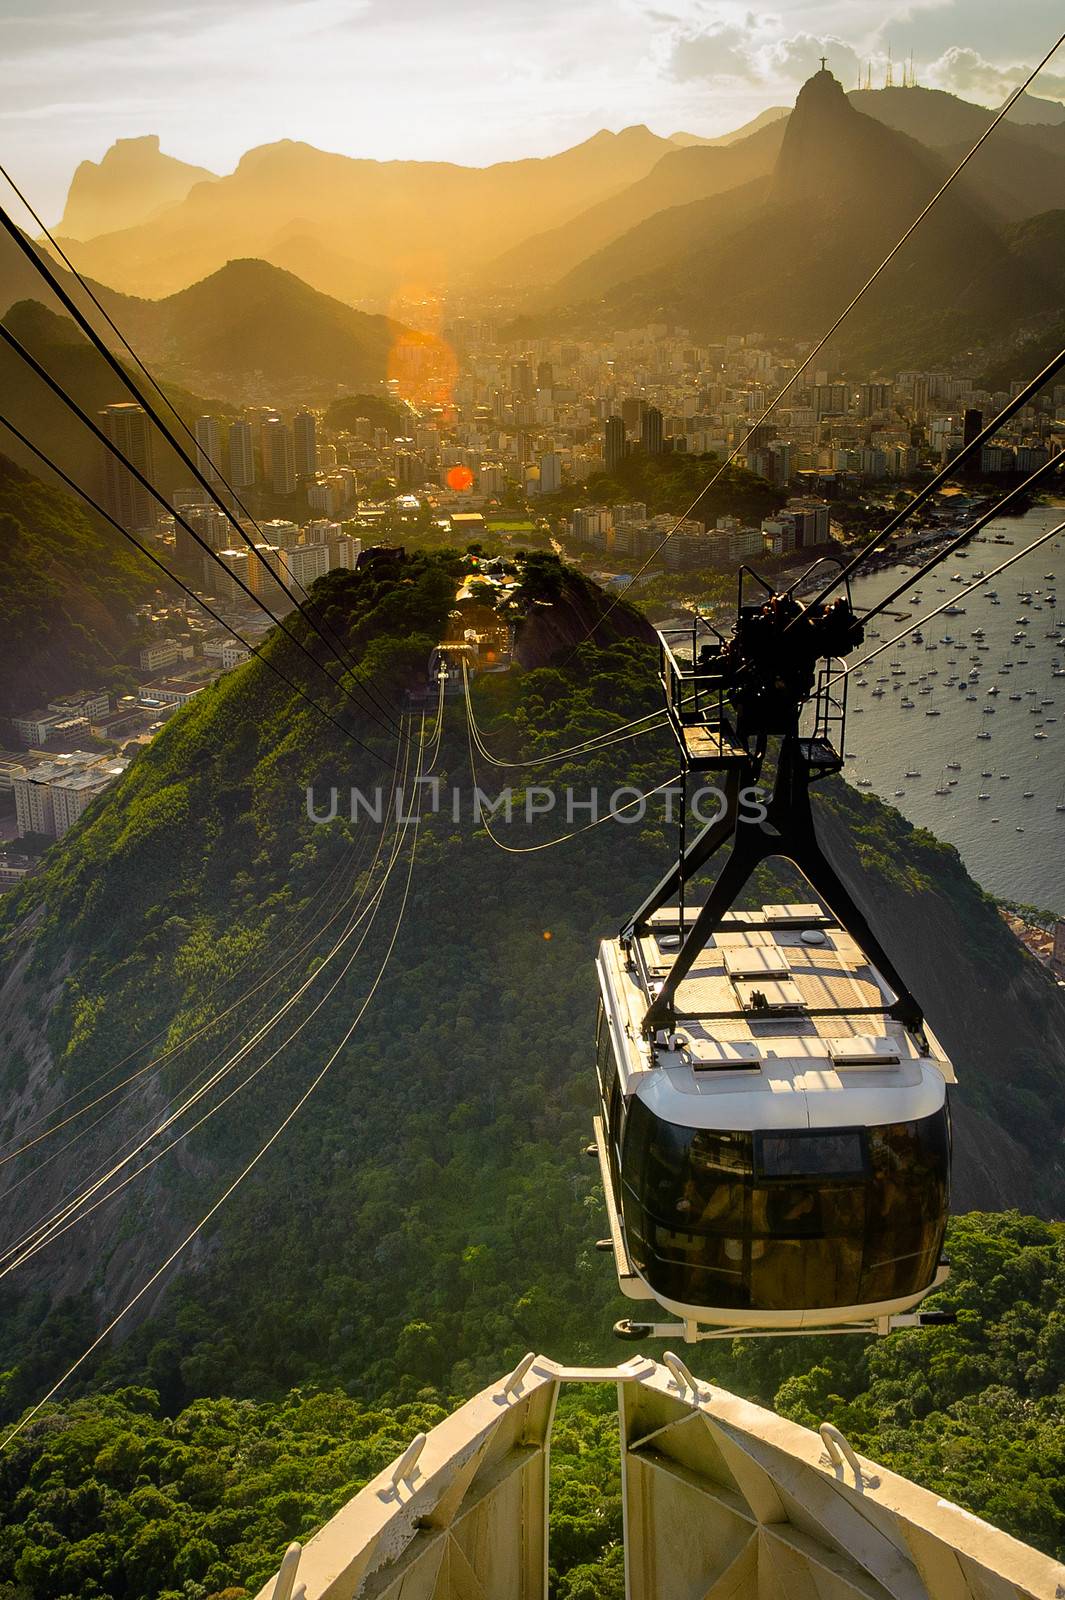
xmin=0 ymin=728 xmax=417 ymax=1277
xmin=802 ymin=348 xmax=1065 ymax=615
xmin=0 ymin=721 xmax=425 ymax=1451
xmin=0 ymin=400 xmax=394 ymax=767
xmin=0 ymin=776 xmax=391 ymax=1176
xmin=562 ymin=28 xmax=1065 ymax=659
xmin=0 ymin=739 xmax=406 ymax=1268
xmin=2 ymin=747 xmax=417 ymax=1279
xmin=825 ymin=513 xmax=1065 ymax=691
xmin=0 ymin=195 xmax=407 ymax=737
xmin=859 ymin=450 xmax=1065 ymax=627
xmin=466 ymin=691 xmax=666 ymax=769
xmin=463 ymin=663 xmax=680 ymax=853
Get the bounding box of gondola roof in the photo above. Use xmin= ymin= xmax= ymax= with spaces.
xmin=598 ymin=901 xmax=954 ymax=1134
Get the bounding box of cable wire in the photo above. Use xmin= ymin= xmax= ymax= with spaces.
xmin=466 ymin=693 xmax=667 ymax=769
xmin=0 ymin=728 xmax=419 ymax=1279
xmin=0 ymin=723 xmax=425 ymax=1450
xmin=0 ymin=725 xmax=414 ymax=1276
xmin=562 ymin=29 xmax=1065 ymax=658
xmin=463 ymin=663 xmax=680 ymax=853
xmin=859 ymin=449 xmax=1065 ymax=628
xmin=0 ymin=195 xmax=407 ymax=738
xmin=0 ymin=404 xmax=392 ymax=768
xmin=0 ymin=795 xmax=384 ymax=1175
xmin=803 ymin=348 xmax=1065 ymax=614
xmin=825 ymin=513 xmax=1065 ymax=690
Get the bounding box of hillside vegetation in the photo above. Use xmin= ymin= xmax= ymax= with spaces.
xmin=0 ymin=1212 xmax=1060 ymax=1600
xmin=0 ymin=554 xmax=1063 ymax=1590
xmin=0 ymin=454 xmax=159 ymax=711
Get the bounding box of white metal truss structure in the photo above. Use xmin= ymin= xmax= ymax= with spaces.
xmin=253 ymin=1354 xmax=1065 ymax=1600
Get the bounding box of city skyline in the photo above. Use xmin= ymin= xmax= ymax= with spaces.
xmin=2 ymin=0 xmax=1063 ymax=225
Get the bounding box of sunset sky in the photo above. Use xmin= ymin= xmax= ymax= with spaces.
xmin=3 ymin=0 xmax=1063 ymax=222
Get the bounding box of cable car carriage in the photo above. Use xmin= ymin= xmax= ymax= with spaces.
xmin=428 ymin=640 xmax=477 ymax=693
xmin=593 ymin=568 xmax=955 ymax=1341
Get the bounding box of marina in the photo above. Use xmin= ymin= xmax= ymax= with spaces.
xmin=840 ymin=505 xmax=1065 ymax=906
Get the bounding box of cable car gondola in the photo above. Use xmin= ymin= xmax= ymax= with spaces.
xmin=593 ymin=570 xmax=955 ymax=1343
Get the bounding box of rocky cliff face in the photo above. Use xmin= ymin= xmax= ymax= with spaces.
xmin=58 ymin=136 xmax=217 ymax=241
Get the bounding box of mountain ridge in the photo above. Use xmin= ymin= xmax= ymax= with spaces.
xmin=58 ymin=135 xmax=217 ymax=241
xmin=528 ymin=70 xmax=1061 ymax=367
xmin=53 ymin=126 xmax=680 ymax=306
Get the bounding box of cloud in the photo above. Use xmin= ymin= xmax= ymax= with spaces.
xmin=924 ymin=44 xmax=1065 ymax=105
xmin=761 ymin=31 xmax=860 ymax=85
xmin=670 ymin=22 xmax=761 ymax=81
xmin=666 ymin=10 xmax=864 ymax=90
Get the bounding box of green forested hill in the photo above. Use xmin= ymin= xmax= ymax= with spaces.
xmin=0 ymin=1212 xmax=1060 ymax=1600
xmin=0 ymin=454 xmax=159 ymax=711
xmin=0 ymin=552 xmax=1063 ymax=1593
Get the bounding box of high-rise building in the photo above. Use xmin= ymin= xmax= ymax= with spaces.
xmin=641 ymin=406 xmax=664 ymax=456
xmin=510 ymin=359 xmax=534 ymax=398
xmin=293 ymin=410 xmax=318 ymax=478
xmin=99 ymin=403 xmax=156 ymax=530
xmin=280 ymin=543 xmax=330 ymax=589
xmin=209 ymin=548 xmax=250 ymax=604
xmin=536 ymin=361 xmax=554 ymax=391
xmin=193 ymin=416 xmax=222 ymax=484
xmin=327 ymin=533 xmax=362 ymax=571
xmin=263 ymin=418 xmax=296 ymax=495
xmin=604 ymin=416 xmax=626 ymax=473
xmin=858 ymin=382 xmax=893 ymax=418
xmin=539 ymin=452 xmax=562 ymax=494
xmin=228 ymin=420 xmax=255 ymax=488
xmin=478 ymin=463 xmax=506 ymax=496
xmin=174 ymin=504 xmax=231 ymax=569
xmin=621 ymin=397 xmax=645 ymax=432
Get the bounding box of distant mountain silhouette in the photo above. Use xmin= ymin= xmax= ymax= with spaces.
xmin=55 ymin=128 xmax=678 ymax=306
xmin=849 ymin=86 xmax=1065 ymax=219
xmin=668 ymin=107 xmax=789 ymax=147
xmin=58 ymin=136 xmax=217 ymax=241
xmin=107 ymin=258 xmax=409 ymax=403
xmin=533 ymin=70 xmax=1060 ymax=367
xmin=1002 ymin=89 xmax=1065 ymax=127
xmin=480 ymin=118 xmax=785 ymax=290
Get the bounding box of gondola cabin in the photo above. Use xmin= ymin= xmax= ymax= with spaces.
xmin=594 ymin=901 xmax=954 ymax=1338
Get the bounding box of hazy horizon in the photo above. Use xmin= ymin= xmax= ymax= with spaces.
xmin=2 ymin=0 xmax=1063 ymax=227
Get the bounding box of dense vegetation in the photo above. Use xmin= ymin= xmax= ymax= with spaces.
xmin=542 ymin=451 xmax=782 ymax=529
xmin=0 ymin=1213 xmax=1060 ymax=1600
xmin=0 ymin=454 xmax=158 ymax=711
xmin=1 ymin=551 xmax=1064 ymax=1594
xmin=323 ymin=394 xmax=410 ymax=437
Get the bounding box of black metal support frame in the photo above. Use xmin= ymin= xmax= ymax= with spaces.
xmin=627 ymin=732 xmax=925 ymax=1040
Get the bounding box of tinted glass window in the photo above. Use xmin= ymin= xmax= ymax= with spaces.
xmin=756 ymin=1130 xmax=866 ymax=1179
xmin=619 ymin=1100 xmax=949 ymax=1314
